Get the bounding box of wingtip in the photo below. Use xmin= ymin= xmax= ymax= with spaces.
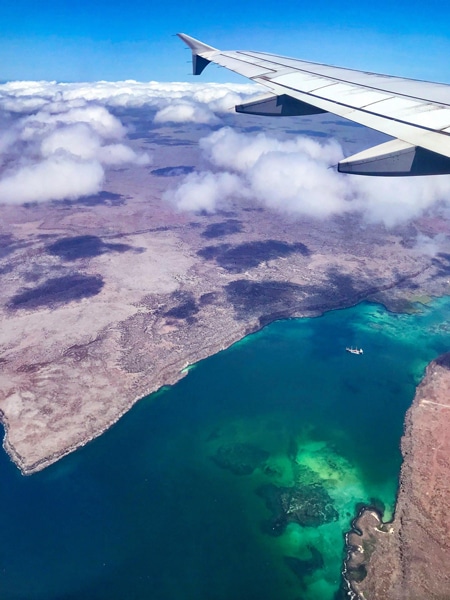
xmin=177 ymin=33 xmax=217 ymax=76
xmin=176 ymin=33 xmax=217 ymax=55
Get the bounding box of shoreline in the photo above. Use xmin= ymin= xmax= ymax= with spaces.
xmin=343 ymin=354 xmax=450 ymax=599
xmin=2 ymin=324 xmax=257 ymax=475
xmin=2 ymin=287 xmax=423 ymax=477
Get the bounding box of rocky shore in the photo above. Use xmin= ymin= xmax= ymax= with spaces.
xmin=345 ymin=354 xmax=450 ymax=599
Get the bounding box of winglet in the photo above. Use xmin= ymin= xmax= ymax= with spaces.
xmin=177 ymin=33 xmax=218 ymax=75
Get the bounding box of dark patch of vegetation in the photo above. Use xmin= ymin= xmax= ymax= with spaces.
xmin=0 ymin=234 xmax=16 ymax=259
xmin=165 ymin=300 xmax=199 ymax=319
xmin=240 ymin=125 xmax=264 ymax=133
xmin=9 ymin=274 xmax=104 ymax=310
xmin=199 ymin=292 xmax=220 ymax=306
xmin=286 ymin=129 xmax=330 ymax=137
xmin=201 ymin=219 xmax=243 ymax=239
xmin=197 ymin=244 xmax=230 ymax=261
xmin=141 ymin=132 xmax=196 ymax=146
xmin=151 ymin=165 xmax=194 ymax=177
xmin=225 ymin=279 xmax=304 ymax=320
xmin=56 ymin=191 xmax=126 ymax=207
xmin=432 ymin=252 xmax=450 ymax=277
xmin=198 ymin=239 xmax=310 ymax=273
xmin=164 ymin=291 xmax=199 ymax=320
xmin=0 ymin=264 xmax=13 ymax=276
xmin=47 ymin=235 xmax=135 ymax=261
xmin=325 ymin=268 xmax=358 ymax=297
xmin=435 ymin=352 xmax=450 ymax=370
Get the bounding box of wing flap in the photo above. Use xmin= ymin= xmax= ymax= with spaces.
xmin=338 ymin=139 xmax=450 ymax=175
xmin=236 ymin=93 xmax=326 ymax=116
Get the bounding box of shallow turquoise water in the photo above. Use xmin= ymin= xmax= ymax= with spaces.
xmin=2 ymin=298 xmax=450 ymax=599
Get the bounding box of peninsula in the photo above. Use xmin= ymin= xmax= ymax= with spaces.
xmin=345 ymin=352 xmax=450 ymax=599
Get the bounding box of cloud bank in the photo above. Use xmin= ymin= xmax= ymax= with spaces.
xmin=3 ymin=79 xmax=450 ymax=222
xmin=0 ymin=80 xmax=260 ymax=204
xmin=167 ymin=126 xmax=450 ymax=226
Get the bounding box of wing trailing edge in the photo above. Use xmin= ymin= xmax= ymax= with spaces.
xmin=177 ymin=33 xmax=450 ymax=176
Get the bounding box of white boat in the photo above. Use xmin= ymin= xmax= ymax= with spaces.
xmin=346 ymin=347 xmax=364 ymax=355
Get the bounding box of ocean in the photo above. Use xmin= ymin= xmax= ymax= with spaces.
xmin=2 ymin=298 xmax=450 ymax=600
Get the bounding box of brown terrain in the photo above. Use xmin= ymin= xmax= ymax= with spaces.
xmin=2 ymin=110 xmax=450 ymax=481
xmin=345 ymin=353 xmax=450 ymax=600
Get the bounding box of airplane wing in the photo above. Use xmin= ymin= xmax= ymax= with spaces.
xmin=177 ymin=33 xmax=450 ymax=176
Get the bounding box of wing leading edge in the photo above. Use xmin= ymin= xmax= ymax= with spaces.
xmin=177 ymin=33 xmax=450 ymax=176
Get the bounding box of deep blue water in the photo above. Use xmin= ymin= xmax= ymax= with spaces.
xmin=2 ymin=299 xmax=450 ymax=600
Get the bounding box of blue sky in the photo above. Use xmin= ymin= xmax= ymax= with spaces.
xmin=1 ymin=0 xmax=450 ymax=83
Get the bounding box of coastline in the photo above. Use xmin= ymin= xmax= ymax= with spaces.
xmin=344 ymin=353 xmax=450 ymax=599
xmin=2 ymin=293 xmax=450 ymax=600
xmin=2 ymin=324 xmax=254 ymax=475
xmin=1 ymin=282 xmax=422 ymax=477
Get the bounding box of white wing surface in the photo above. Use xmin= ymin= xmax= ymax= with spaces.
xmin=178 ymin=33 xmax=450 ymax=176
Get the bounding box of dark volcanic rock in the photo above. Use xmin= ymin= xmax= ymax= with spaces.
xmin=258 ymin=482 xmax=338 ymax=535
xmin=225 ymin=279 xmax=304 ymax=320
xmin=212 ymin=443 xmax=269 ymax=475
xmin=9 ymin=274 xmax=104 ymax=309
xmin=151 ymin=165 xmax=194 ymax=177
xmin=0 ymin=234 xmax=16 ymax=259
xmin=435 ymin=351 xmax=450 ymax=370
xmin=198 ymin=291 xmax=219 ymax=306
xmin=164 ymin=291 xmax=199 ymax=320
xmin=47 ymin=235 xmax=134 ymax=261
xmin=201 ymin=219 xmax=243 ymax=239
xmin=198 ymin=240 xmax=309 ymax=273
xmin=57 ymin=191 xmax=126 ymax=207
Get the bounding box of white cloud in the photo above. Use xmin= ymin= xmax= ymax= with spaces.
xmin=0 ymin=82 xmax=155 ymax=204
xmin=413 ymin=233 xmax=447 ymax=257
xmin=40 ymin=123 xmax=150 ymax=166
xmin=166 ymin=171 xmax=244 ymax=213
xmin=248 ymin=151 xmax=349 ymax=218
xmin=154 ymin=102 xmax=219 ymax=125
xmin=173 ymin=127 xmax=349 ymax=218
xmin=21 ymin=105 xmax=126 ymax=140
xmin=0 ymin=80 xmax=261 ymax=205
xmin=351 ymin=176 xmax=450 ymax=227
xmin=0 ymin=155 xmax=104 ymax=204
xmin=200 ymin=127 xmax=343 ymax=172
xmin=98 ymin=143 xmax=150 ymax=166
xmin=0 ymin=80 xmax=262 ymax=115
xmin=40 ymin=123 xmax=101 ymax=159
xmin=168 ymin=126 xmax=450 ymax=226
xmin=4 ymin=80 xmax=450 ymax=221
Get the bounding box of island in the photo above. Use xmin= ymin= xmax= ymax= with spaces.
xmin=345 ymin=353 xmax=450 ymax=600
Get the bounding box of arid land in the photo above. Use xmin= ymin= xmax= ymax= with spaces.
xmin=2 ymin=112 xmax=450 ymax=476
xmin=345 ymin=353 xmax=450 ymax=600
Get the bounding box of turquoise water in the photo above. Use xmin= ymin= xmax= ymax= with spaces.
xmin=2 ymin=298 xmax=450 ymax=599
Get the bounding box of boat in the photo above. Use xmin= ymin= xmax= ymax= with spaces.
xmin=346 ymin=347 xmax=364 ymax=355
